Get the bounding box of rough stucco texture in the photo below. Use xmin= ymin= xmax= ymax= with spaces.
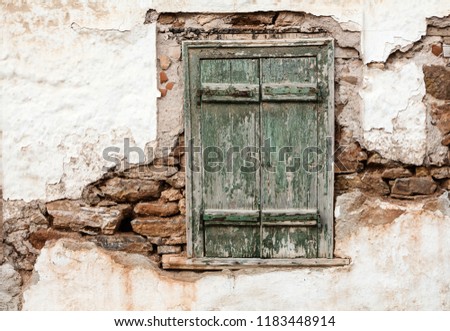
xmin=1 ymin=1 xmax=158 ymax=202
xmin=23 ymin=191 xmax=450 ymax=310
xmin=363 ymin=0 xmax=449 ymax=62
xmin=152 ymin=0 xmax=450 ymax=63
xmin=360 ymin=62 xmax=427 ymax=165
xmin=1 ymin=1 xmax=449 ymax=201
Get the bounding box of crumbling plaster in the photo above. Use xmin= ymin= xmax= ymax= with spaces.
xmin=1 ymin=1 xmax=449 ymax=201
xmin=1 ymin=0 xmax=450 ymax=312
xmin=1 ymin=0 xmax=157 ymax=202
xmin=23 ymin=191 xmax=450 ymax=310
xmin=360 ymin=62 xmax=428 ymax=165
xmin=152 ymin=0 xmax=450 ymax=63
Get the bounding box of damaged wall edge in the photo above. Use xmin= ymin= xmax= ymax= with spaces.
xmin=1 ymin=3 xmax=450 ymax=311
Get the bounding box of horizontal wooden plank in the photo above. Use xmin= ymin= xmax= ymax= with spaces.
xmin=262 ymin=208 xmax=318 ymax=216
xmin=262 ymin=214 xmax=318 ymax=220
xmin=203 ymin=209 xmax=260 ymax=223
xmin=262 ymin=83 xmax=318 ymax=101
xmin=191 ymin=46 xmax=322 ymax=60
xmin=183 ymin=39 xmax=333 ymax=50
xmin=204 ymin=209 xmax=259 ymax=216
xmin=262 ymin=220 xmax=317 ymax=227
xmin=201 ymin=83 xmax=259 ymax=102
xmin=204 ymin=220 xmax=259 ymax=226
xmin=162 ymin=255 xmax=351 ymax=270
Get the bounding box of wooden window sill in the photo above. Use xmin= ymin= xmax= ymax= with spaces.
xmin=161 ymin=255 xmax=351 ymax=270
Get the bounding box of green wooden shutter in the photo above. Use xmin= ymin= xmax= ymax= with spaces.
xmin=185 ymin=40 xmax=334 ymax=259
xmin=260 ymin=57 xmax=319 ymax=258
xmin=200 ymin=58 xmax=261 ymax=258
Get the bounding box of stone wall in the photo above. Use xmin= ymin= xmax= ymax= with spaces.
xmin=1 ymin=2 xmax=450 ymax=311
xmin=5 ymin=10 xmax=449 ymax=271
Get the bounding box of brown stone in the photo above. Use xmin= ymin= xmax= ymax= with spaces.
xmin=335 ymin=171 xmax=390 ymax=195
xmin=149 ymin=253 xmax=162 ymax=265
xmin=179 ymin=154 xmax=186 ymax=168
xmin=196 ymin=14 xmax=216 ymax=26
xmin=161 ymin=188 xmax=183 ymax=202
xmin=441 ymin=179 xmax=450 ymax=190
xmin=366 ymin=152 xmax=399 ymax=167
xmin=159 ymin=55 xmax=171 ymax=70
xmin=437 ymin=111 xmax=450 ymax=135
xmin=415 ymin=167 xmax=430 ymax=177
xmin=172 ymin=18 xmax=185 ymax=28
xmin=146 ymin=235 xmax=187 ymax=245
xmin=334 ymin=142 xmax=367 ymax=173
xmin=381 ymin=167 xmax=413 ymax=179
xmin=158 ymin=13 xmax=177 ymax=24
xmin=97 ymin=200 xmax=117 ymax=207
xmin=29 ymin=228 xmax=82 ymax=250
xmin=166 ymin=172 xmax=186 ymax=189
xmin=360 ymin=207 xmax=404 ymax=226
xmin=159 ymin=87 xmax=167 ymax=97
xmin=47 ymin=200 xmax=131 ymax=235
xmin=99 ymin=177 xmax=161 ymax=203
xmin=274 ymin=12 xmax=304 ymax=26
xmin=229 ymin=13 xmax=275 ymax=26
xmin=391 ymin=177 xmax=437 ymax=196
xmin=178 ymin=198 xmax=186 ymax=215
xmin=159 ymin=71 xmax=168 ymax=84
xmin=153 ymin=156 xmax=179 ymax=166
xmin=368 ymin=62 xmax=385 ymax=70
xmin=423 ymin=65 xmax=450 ymax=100
xmin=131 ymin=215 xmax=186 ymax=238
xmin=157 ymin=245 xmax=182 ymax=254
xmin=134 ymin=200 xmax=179 ymax=217
xmin=441 ymin=133 xmax=450 ymax=146
xmin=431 ymin=44 xmax=443 ymax=56
xmin=427 ymin=26 xmax=450 ymax=36
xmin=166 ymin=82 xmax=175 ymax=90
xmin=431 ymin=167 xmax=450 ymax=179
xmin=340 ymin=76 xmax=358 ymax=85
xmin=81 ymin=185 xmax=103 ymax=206
xmin=125 ymin=165 xmax=178 ymax=181
xmin=431 ymin=102 xmax=450 ymax=136
xmin=89 ymin=233 xmax=152 ymax=255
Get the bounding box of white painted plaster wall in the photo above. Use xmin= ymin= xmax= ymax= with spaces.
xmin=362 ymin=0 xmax=450 ymax=63
xmin=1 ymin=0 xmax=157 ymax=201
xmin=2 ymin=0 xmax=450 ymax=311
xmin=360 ymin=61 xmax=427 ymax=165
xmin=23 ymin=192 xmax=450 ymax=310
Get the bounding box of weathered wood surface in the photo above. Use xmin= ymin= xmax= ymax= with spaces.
xmin=184 ymin=40 xmax=334 ymax=259
xmin=162 ymin=255 xmax=350 ymax=270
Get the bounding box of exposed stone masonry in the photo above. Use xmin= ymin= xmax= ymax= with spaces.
xmin=2 ymin=12 xmax=450 ymax=280
xmin=44 ymin=135 xmax=187 ymax=267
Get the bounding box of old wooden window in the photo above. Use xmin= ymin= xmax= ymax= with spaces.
xmin=183 ymin=40 xmax=337 ymax=265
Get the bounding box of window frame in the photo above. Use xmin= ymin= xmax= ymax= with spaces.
xmin=182 ymin=39 xmax=339 ymax=266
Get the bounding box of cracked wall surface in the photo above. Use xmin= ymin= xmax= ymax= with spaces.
xmin=151 ymin=0 xmax=450 ymax=63
xmin=1 ymin=0 xmax=157 ymax=202
xmin=23 ymin=192 xmax=450 ymax=310
xmin=1 ymin=0 xmax=450 ymax=311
